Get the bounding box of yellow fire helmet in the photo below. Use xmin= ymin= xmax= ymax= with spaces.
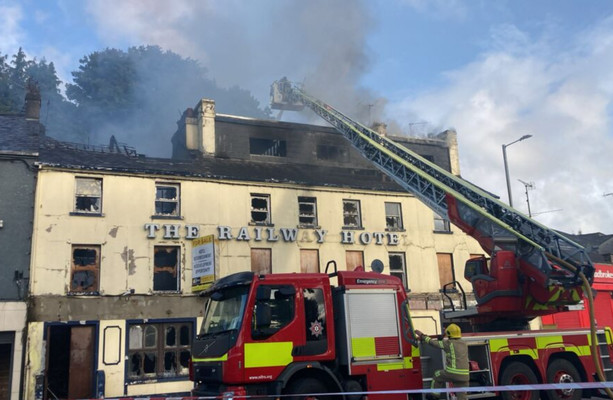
xmin=445 ymin=323 xmax=462 ymax=339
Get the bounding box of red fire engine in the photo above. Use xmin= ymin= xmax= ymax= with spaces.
xmin=190 ymin=79 xmax=613 ymax=400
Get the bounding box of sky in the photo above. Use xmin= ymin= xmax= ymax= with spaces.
xmin=1 ymin=0 xmax=613 ymax=235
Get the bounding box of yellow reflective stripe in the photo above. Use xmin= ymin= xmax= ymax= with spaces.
xmin=536 ymin=335 xmax=563 ymax=349
xmin=490 ymin=338 xmax=509 ymax=352
xmin=377 ymin=362 xmax=403 ymax=371
xmin=404 ymin=356 xmax=414 ymax=369
xmin=244 ymin=342 xmax=293 ymax=368
xmin=192 ymin=353 xmax=228 ymax=362
xmin=446 ymin=366 xmax=469 ymax=375
xmin=352 ymin=337 xmax=376 ymax=358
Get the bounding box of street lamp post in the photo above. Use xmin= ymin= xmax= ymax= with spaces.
xmin=502 ymin=134 xmax=532 ymax=207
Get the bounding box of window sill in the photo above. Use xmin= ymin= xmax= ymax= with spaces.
xmin=126 ymin=376 xmax=190 ymax=385
xmin=152 ymin=290 xmax=182 ymax=294
xmin=342 ymin=226 xmax=364 ymax=230
xmin=385 ymin=228 xmax=406 ymax=232
xmin=67 ymin=291 xmax=100 ymax=296
xmin=151 ymin=215 xmax=184 ymax=220
xmin=298 ymin=224 xmax=321 ymax=229
xmin=70 ymin=212 xmax=104 ymax=217
xmin=248 ymin=222 xmax=274 ymax=227
xmin=433 ymin=230 xmax=453 ymax=234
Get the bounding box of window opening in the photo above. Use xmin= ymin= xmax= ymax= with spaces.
xmin=252 ymin=285 xmax=295 ymax=340
xmin=127 ymin=321 xmax=192 ymax=380
xmin=154 ymin=246 xmax=179 ymax=291
xmin=251 ymin=194 xmax=271 ymax=224
xmin=155 ymin=183 xmax=180 ymax=216
xmin=70 ymin=245 xmax=100 ymax=294
xmin=434 ymin=212 xmax=451 ymax=232
xmin=389 ymin=252 xmax=408 ymax=290
xmin=385 ymin=202 xmax=403 ymax=230
xmin=343 ymin=199 xmax=362 ymax=228
xmin=75 ymin=177 xmax=102 ymax=213
xmin=249 ymin=138 xmax=287 ymax=157
xmin=298 ymin=196 xmax=317 ymax=226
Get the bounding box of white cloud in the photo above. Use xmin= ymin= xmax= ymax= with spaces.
xmin=0 ymin=3 xmax=24 ymax=55
xmin=389 ymin=19 xmax=613 ymax=234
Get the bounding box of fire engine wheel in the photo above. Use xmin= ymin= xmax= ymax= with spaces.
xmin=545 ymin=359 xmax=582 ymax=400
xmin=499 ymin=362 xmax=540 ymax=400
xmin=286 ymin=377 xmax=329 ymax=400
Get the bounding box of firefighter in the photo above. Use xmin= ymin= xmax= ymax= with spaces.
xmin=415 ymin=324 xmax=469 ymax=400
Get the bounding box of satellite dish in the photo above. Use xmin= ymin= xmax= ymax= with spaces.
xmin=370 ymin=259 xmax=384 ymax=273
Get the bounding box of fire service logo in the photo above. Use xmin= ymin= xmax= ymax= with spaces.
xmin=309 ymin=320 xmax=324 ymax=337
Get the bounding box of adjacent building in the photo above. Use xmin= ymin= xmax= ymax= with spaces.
xmin=0 ymin=89 xmax=43 ymax=400
xmin=16 ymin=98 xmax=486 ymax=398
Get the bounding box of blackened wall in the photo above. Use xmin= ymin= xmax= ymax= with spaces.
xmin=0 ymin=157 xmax=35 ymax=300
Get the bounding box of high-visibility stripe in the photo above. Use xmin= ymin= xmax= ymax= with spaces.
xmin=352 ymin=337 xmax=376 ymax=358
xmin=192 ymin=353 xmax=228 ymax=362
xmin=536 ymin=335 xmax=563 ymax=349
xmin=377 ymin=361 xmax=404 ymax=371
xmin=446 ymin=366 xmax=469 ymax=375
xmin=244 ymin=342 xmax=293 ymax=368
xmin=490 ymin=338 xmax=509 ymax=353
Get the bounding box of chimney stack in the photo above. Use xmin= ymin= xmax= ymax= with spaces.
xmin=24 ymin=80 xmax=41 ymax=121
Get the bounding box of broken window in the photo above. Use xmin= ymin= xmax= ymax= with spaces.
xmin=250 ymin=194 xmax=271 ymax=225
xmin=127 ymin=321 xmax=192 ymax=381
xmin=249 ymin=138 xmax=287 ymax=157
xmin=154 ymin=246 xmax=180 ymax=292
xmin=434 ymin=212 xmax=451 ymax=233
xmin=298 ymin=196 xmax=317 ymax=227
xmin=70 ymin=245 xmax=100 ymax=294
xmin=389 ymin=252 xmax=408 ymax=290
xmin=342 ymin=199 xmax=362 ymax=228
xmin=74 ymin=177 xmax=102 ymax=214
xmin=316 ymin=144 xmax=349 ymax=162
xmin=385 ymin=202 xmax=403 ymax=230
xmin=155 ymin=183 xmax=180 ymax=217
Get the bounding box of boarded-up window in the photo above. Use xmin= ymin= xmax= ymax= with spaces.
xmin=154 ymin=246 xmax=180 ymax=291
xmin=128 ymin=321 xmax=192 ymax=380
xmin=251 ymin=248 xmax=272 ymax=275
xmin=251 ymin=194 xmax=271 ymax=224
xmin=346 ymin=250 xmax=364 ymax=271
xmin=389 ymin=252 xmax=408 ymax=290
xmin=75 ymin=177 xmax=102 ymax=214
xmin=298 ymin=196 xmax=318 ymax=227
xmin=155 ymin=183 xmax=180 ymax=216
xmin=437 ymin=253 xmax=455 ymax=289
xmin=385 ymin=202 xmax=403 ymax=230
xmin=343 ymin=199 xmax=362 ymax=228
xmin=300 ymin=249 xmax=320 ymax=273
xmin=71 ymin=245 xmax=100 ymax=293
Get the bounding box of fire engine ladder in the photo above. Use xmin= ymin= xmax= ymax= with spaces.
xmin=270 ymin=79 xmax=593 ymax=286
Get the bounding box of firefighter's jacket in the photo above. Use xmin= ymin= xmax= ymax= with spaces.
xmin=423 ymin=336 xmax=470 ymax=379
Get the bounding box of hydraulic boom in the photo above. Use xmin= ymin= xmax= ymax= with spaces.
xmin=271 ymin=77 xmax=594 ymax=327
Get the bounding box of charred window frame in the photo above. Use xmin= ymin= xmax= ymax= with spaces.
xmin=154 ymin=183 xmax=180 ymax=218
xmin=342 ymin=199 xmax=362 ymax=229
xmin=153 ymin=246 xmax=180 ymax=292
xmin=385 ymin=202 xmax=404 ymax=231
xmin=249 ymin=138 xmax=287 ymax=157
xmin=434 ymin=212 xmax=451 ymax=233
xmin=389 ymin=252 xmax=409 ymax=291
xmin=70 ymin=245 xmax=100 ymax=295
xmin=73 ymin=177 xmax=102 ymax=215
xmin=316 ymin=144 xmax=349 ymax=162
xmin=127 ymin=320 xmax=193 ymax=382
xmin=250 ymin=193 xmax=271 ymax=225
xmin=298 ymin=196 xmax=318 ymax=227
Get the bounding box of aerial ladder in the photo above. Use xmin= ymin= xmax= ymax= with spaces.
xmin=271 ymin=77 xmax=595 ymax=331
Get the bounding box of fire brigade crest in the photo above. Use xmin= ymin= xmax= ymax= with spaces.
xmin=309 ymin=320 xmax=323 ymax=337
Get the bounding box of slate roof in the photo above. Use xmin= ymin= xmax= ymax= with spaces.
xmin=0 ymin=113 xmax=45 ymax=154
xmin=561 ymin=232 xmax=613 ymax=263
xmin=37 ymin=139 xmax=404 ymax=192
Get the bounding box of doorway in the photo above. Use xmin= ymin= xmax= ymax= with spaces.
xmin=45 ymin=325 xmax=95 ymax=400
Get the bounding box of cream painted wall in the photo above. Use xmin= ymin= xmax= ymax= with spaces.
xmin=0 ymin=302 xmax=26 ymax=400
xmin=31 ymin=168 xmax=485 ymax=296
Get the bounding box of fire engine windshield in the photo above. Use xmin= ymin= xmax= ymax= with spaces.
xmin=200 ymin=286 xmax=249 ymax=335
